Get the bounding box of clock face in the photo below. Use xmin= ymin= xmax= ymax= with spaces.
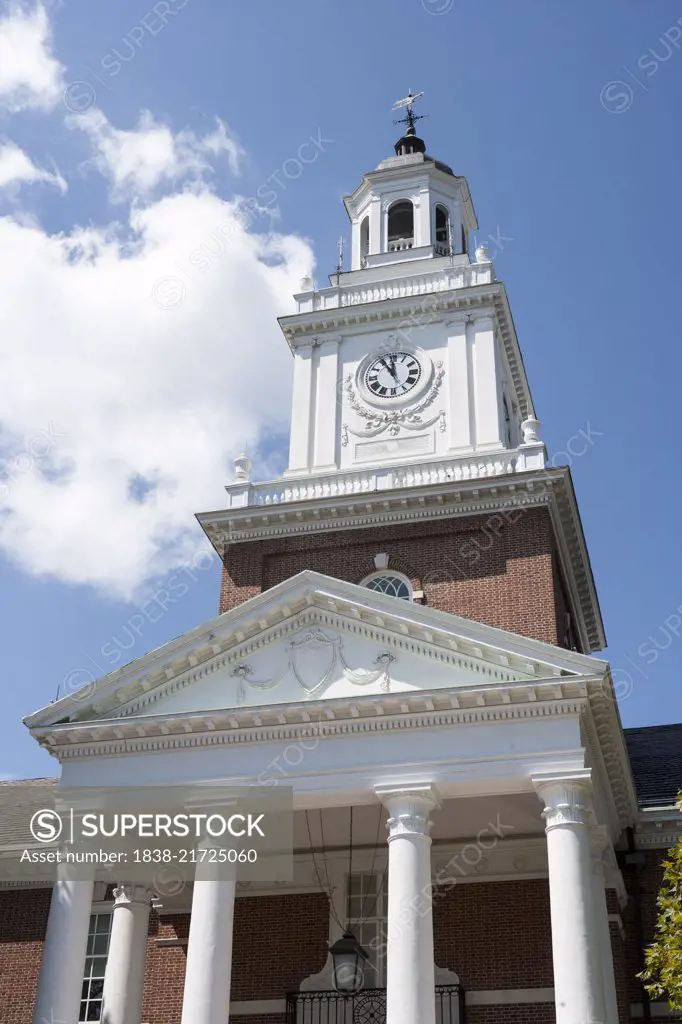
xmin=363 ymin=352 xmax=422 ymax=400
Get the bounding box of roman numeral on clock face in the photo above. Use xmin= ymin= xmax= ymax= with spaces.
xmin=364 ymin=352 xmax=423 ymax=399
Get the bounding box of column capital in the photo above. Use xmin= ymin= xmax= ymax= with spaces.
xmin=318 ymin=335 xmax=341 ymax=351
xmin=112 ymin=884 xmax=154 ymax=907
xmin=531 ymin=771 xmax=595 ymax=830
xmin=375 ymin=784 xmax=440 ymax=840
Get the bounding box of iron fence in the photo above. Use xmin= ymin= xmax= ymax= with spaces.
xmin=285 ymin=985 xmax=464 ymax=1024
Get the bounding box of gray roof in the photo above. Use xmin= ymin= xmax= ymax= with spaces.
xmin=624 ymin=725 xmax=682 ymax=807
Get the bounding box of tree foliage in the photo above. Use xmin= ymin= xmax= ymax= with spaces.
xmin=640 ymin=792 xmax=682 ymax=1011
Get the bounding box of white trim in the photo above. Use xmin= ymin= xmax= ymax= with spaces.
xmin=465 ymin=988 xmax=555 ymax=1005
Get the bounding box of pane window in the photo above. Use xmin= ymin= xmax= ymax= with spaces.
xmin=346 ymin=873 xmax=388 ymax=988
xmin=363 ymin=574 xmax=411 ymax=601
xmin=80 ymin=913 xmax=112 ymax=1023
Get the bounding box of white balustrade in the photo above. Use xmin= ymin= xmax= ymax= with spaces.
xmin=224 ymin=450 xmax=533 ymax=509
xmin=388 ymin=237 xmax=414 ymax=252
xmin=296 ymin=261 xmax=494 ymax=313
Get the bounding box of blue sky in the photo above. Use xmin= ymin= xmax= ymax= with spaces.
xmin=1 ymin=0 xmax=681 ymax=779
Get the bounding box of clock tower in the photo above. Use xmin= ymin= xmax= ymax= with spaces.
xmin=198 ymin=95 xmax=605 ymax=655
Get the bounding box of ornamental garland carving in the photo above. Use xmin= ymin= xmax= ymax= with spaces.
xmin=230 ymin=629 xmax=396 ymax=702
xmin=341 ymin=362 xmax=446 ymax=444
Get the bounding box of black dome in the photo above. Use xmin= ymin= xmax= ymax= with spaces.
xmin=394 ymin=132 xmax=426 ymax=156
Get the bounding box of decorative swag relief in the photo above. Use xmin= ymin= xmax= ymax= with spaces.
xmin=341 ymin=361 xmax=446 ymax=445
xmin=230 ymin=629 xmax=396 ymax=703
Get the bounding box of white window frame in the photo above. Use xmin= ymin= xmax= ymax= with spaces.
xmin=80 ymin=908 xmax=112 ymax=1022
xmin=346 ymin=871 xmax=388 ymax=989
xmin=361 ymin=571 xmax=413 ymax=601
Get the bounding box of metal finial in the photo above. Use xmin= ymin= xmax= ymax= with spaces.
xmin=336 ymin=235 xmax=345 ymax=274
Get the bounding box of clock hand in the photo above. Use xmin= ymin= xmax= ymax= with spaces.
xmin=388 ymin=355 xmax=400 ymax=383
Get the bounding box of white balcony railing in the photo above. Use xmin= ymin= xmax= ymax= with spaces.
xmin=387 ymin=237 xmax=414 ymax=252
xmin=223 ymin=446 xmax=547 ymax=510
xmin=295 ymin=261 xmax=494 ymax=314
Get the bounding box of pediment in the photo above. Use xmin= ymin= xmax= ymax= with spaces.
xmin=26 ymin=571 xmax=605 ymax=730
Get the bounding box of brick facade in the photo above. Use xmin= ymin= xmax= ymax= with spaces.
xmin=433 ymin=879 xmax=553 ymax=990
xmin=0 ymin=888 xmax=51 ymax=1024
xmin=622 ymin=850 xmax=667 ymax=1017
xmin=2 ymin=870 xmax=667 ymax=1023
xmin=220 ymin=508 xmax=573 ymax=650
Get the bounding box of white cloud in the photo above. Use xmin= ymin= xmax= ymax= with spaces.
xmin=0 ymin=141 xmax=65 ymax=191
xmin=0 ymin=6 xmax=321 ymax=599
xmin=0 ymin=180 xmax=314 ymax=598
xmin=0 ymin=2 xmax=63 ymax=111
xmin=71 ymin=109 xmax=244 ymax=201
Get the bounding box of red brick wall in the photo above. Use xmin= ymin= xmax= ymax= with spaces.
xmin=611 ymin=918 xmax=630 ymax=1024
xmin=220 ymin=508 xmax=571 ymax=648
xmin=142 ymin=913 xmax=189 ymax=1024
xmin=623 ymin=850 xmax=667 ymax=1011
xmin=231 ymin=893 xmax=329 ymax=1000
xmin=434 ymin=879 xmax=553 ymax=990
xmin=140 ymin=893 xmax=329 ymax=1021
xmin=466 ymin=1008 xmax=554 ymax=1024
xmin=0 ymin=887 xmax=51 ymax=1024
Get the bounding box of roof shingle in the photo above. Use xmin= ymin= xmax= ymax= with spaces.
xmin=624 ymin=724 xmax=682 ymax=807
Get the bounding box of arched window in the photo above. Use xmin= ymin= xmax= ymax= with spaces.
xmin=387 ymin=200 xmax=414 ymax=252
xmin=435 ymin=205 xmax=450 ymax=254
xmin=361 ymin=571 xmax=412 ymax=601
xmin=360 ymin=216 xmax=369 ymax=263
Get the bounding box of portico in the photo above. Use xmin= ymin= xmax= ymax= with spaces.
xmin=25 ymin=571 xmax=637 ymax=1024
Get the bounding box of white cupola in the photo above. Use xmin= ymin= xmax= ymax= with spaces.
xmin=344 ymin=93 xmax=478 ymax=271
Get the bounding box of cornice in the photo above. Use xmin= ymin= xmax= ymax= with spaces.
xmin=32 ymin=677 xmax=595 ymax=760
xmin=633 ymin=806 xmax=682 ymax=848
xmin=634 ymin=829 xmax=682 ymax=849
xmin=584 ymin=681 xmax=639 ymax=831
xmin=200 ymin=478 xmax=550 ymax=544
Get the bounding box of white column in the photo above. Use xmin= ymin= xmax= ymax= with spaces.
xmin=591 ymin=830 xmax=620 ymax=1024
xmin=369 ymin=196 xmax=382 ymax=255
xmin=377 ymin=784 xmax=440 ymax=1024
xmin=180 ymin=875 xmax=236 ymax=1024
xmin=101 ymin=885 xmax=152 ymax=1024
xmin=533 ymin=772 xmax=606 ymax=1024
xmin=33 ymin=864 xmax=94 ymax=1024
xmin=472 ymin=314 xmax=503 ymax=450
xmin=417 ymin=188 xmax=431 ymax=248
xmin=313 ymin=336 xmax=340 ymax=470
xmin=446 ymin=319 xmax=472 ymax=450
xmin=286 ymin=343 xmax=314 ymax=474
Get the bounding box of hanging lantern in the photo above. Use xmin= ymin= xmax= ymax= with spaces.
xmin=329 ymin=931 xmax=371 ymax=995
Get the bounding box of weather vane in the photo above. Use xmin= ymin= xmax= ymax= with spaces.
xmin=392 ymin=90 xmax=427 ymax=136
